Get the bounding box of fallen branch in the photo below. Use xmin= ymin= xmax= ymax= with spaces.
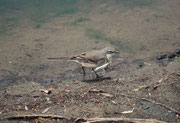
xmin=78 ymin=117 xmax=166 ymax=123
xmin=1 ymin=113 xmax=167 ymax=123
xmin=3 ymin=114 xmax=69 ymax=120
xmin=80 ymin=88 xmax=113 ymax=98
xmin=133 ymin=78 xmax=165 ymax=92
xmin=140 ymin=98 xmax=180 ymax=115
xmin=118 ymin=93 xmax=180 ymax=115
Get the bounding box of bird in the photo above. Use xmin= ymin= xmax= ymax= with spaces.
xmin=47 ymin=47 xmax=118 ymax=80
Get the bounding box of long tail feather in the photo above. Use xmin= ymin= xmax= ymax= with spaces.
xmin=47 ymin=57 xmax=69 ymax=60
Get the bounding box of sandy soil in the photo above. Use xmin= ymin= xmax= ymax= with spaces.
xmin=0 ymin=0 xmax=180 ymax=122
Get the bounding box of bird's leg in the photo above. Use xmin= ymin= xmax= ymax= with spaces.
xmin=108 ymin=58 xmax=112 ymax=71
xmin=82 ymin=67 xmax=86 ymax=80
xmin=92 ymin=68 xmax=100 ymax=78
xmin=108 ymin=63 xmax=112 ymax=71
xmin=102 ymin=68 xmax=106 ymax=76
xmin=105 ymin=61 xmax=112 ymax=71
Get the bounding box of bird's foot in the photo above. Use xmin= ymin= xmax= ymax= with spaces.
xmin=95 ymin=75 xmax=103 ymax=79
xmin=105 ymin=66 xmax=113 ymax=72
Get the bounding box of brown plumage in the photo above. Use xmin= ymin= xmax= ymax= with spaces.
xmin=47 ymin=47 xmax=118 ymax=80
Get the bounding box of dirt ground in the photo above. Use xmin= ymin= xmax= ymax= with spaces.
xmin=0 ymin=0 xmax=180 ymax=123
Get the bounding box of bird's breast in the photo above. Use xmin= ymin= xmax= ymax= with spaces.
xmin=106 ymin=54 xmax=112 ymax=59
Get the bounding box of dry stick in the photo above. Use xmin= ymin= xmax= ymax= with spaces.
xmin=5 ymin=114 xmax=69 ymax=120
xmin=82 ymin=117 xmax=166 ymax=123
xmin=118 ymin=93 xmax=180 ymax=115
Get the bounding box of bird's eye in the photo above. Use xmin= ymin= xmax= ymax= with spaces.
xmin=108 ymin=50 xmax=113 ymax=53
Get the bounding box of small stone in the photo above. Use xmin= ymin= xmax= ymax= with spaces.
xmin=168 ymin=53 xmax=176 ymax=59
xmin=156 ymin=54 xmax=167 ymax=61
xmin=175 ymin=49 xmax=180 ymax=56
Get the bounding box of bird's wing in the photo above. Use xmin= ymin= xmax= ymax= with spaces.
xmin=83 ymin=51 xmax=106 ymax=64
xmin=70 ymin=51 xmax=105 ymax=64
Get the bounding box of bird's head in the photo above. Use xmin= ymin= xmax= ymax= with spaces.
xmin=102 ymin=47 xmax=119 ymax=54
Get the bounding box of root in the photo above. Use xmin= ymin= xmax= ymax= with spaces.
xmin=118 ymin=93 xmax=180 ymax=115
xmin=79 ymin=117 xmax=166 ymax=123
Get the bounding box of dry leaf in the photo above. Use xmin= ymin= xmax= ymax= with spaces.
xmin=134 ymin=85 xmax=146 ymax=92
xmin=42 ymin=107 xmax=51 ymax=113
xmin=158 ymin=78 xmax=163 ymax=83
xmin=111 ymin=100 xmax=117 ymax=104
xmin=89 ymin=89 xmax=103 ymax=93
xmin=176 ymin=114 xmax=180 ymax=119
xmin=144 ymin=62 xmax=151 ymax=66
xmin=100 ymin=93 xmax=113 ymax=98
xmin=121 ymin=108 xmax=134 ymax=114
xmin=40 ymin=88 xmax=52 ymax=94
xmin=25 ymin=106 xmax=28 ymax=111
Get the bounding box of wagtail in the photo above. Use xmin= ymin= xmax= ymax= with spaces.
xmin=47 ymin=47 xmax=118 ymax=80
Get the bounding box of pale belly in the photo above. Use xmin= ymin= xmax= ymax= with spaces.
xmin=70 ymin=60 xmax=97 ymax=68
xmin=106 ymin=54 xmax=112 ymax=63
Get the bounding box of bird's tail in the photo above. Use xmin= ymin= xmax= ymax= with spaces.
xmin=47 ymin=57 xmax=70 ymax=61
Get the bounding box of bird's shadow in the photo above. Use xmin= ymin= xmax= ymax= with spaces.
xmin=82 ymin=77 xmax=111 ymax=83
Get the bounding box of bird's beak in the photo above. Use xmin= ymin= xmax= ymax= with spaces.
xmin=114 ymin=50 xmax=119 ymax=54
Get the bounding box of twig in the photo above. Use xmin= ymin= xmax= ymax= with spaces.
xmin=140 ymin=98 xmax=180 ymax=115
xmin=78 ymin=117 xmax=166 ymax=123
xmin=4 ymin=114 xmax=69 ymax=120
xmin=133 ymin=78 xmax=165 ymax=92
xmin=118 ymin=93 xmax=180 ymax=115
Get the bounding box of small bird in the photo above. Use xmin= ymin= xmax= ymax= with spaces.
xmin=47 ymin=47 xmax=118 ymax=80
